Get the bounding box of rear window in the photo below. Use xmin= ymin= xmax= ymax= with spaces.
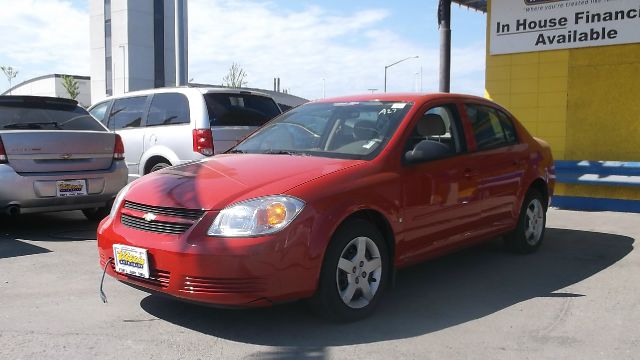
xmin=204 ymin=93 xmax=281 ymax=127
xmin=0 ymin=98 xmax=105 ymax=131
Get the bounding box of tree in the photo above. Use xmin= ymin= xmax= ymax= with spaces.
xmin=1 ymin=66 xmax=18 ymax=95
xmin=222 ymin=63 xmax=248 ymax=88
xmin=61 ymin=75 xmax=80 ymax=100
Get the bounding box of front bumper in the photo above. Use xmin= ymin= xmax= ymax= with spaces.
xmin=0 ymin=160 xmax=128 ymax=213
xmin=97 ymin=211 xmax=321 ymax=307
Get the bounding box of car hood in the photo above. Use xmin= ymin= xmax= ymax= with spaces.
xmin=125 ymin=154 xmax=365 ymax=210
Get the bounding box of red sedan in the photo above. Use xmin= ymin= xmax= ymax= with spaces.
xmin=97 ymin=93 xmax=554 ymax=321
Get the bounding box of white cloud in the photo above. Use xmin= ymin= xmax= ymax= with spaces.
xmin=0 ymin=0 xmax=89 ymax=83
xmin=188 ymin=0 xmax=485 ymax=99
xmin=0 ymin=0 xmax=485 ymax=99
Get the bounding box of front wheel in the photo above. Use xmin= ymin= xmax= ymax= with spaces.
xmin=309 ymin=218 xmax=389 ymax=322
xmin=505 ymin=189 xmax=546 ymax=254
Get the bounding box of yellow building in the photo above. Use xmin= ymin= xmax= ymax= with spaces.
xmin=457 ymin=0 xmax=640 ymax=212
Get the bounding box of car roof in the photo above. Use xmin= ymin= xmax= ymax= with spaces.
xmin=96 ymin=86 xmax=273 ymax=101
xmin=314 ymin=92 xmax=490 ymax=104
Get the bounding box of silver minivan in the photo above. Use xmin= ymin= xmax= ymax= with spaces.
xmin=88 ymin=87 xmax=282 ymax=182
xmin=0 ymin=96 xmax=128 ymax=220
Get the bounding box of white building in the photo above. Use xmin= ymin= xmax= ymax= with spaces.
xmin=89 ymin=0 xmax=187 ymax=103
xmin=0 ymin=74 xmax=92 ymax=108
xmin=2 ymin=0 xmax=306 ymax=110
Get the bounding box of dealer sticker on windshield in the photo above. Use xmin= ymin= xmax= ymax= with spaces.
xmin=113 ymin=244 xmax=150 ymax=279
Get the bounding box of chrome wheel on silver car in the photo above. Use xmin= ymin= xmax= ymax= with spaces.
xmin=506 ymin=189 xmax=547 ymax=254
xmin=309 ymin=218 xmax=388 ymax=322
xmin=336 ymin=236 xmax=383 ymax=309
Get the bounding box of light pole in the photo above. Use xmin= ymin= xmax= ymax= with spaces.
xmin=384 ymin=56 xmax=418 ymax=93
xmin=119 ymin=44 xmax=126 ymax=93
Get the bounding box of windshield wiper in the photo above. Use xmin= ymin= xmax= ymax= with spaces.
xmin=3 ymin=122 xmax=61 ymax=129
xmin=263 ymin=150 xmax=310 ymax=156
xmin=225 ymin=149 xmax=247 ymax=154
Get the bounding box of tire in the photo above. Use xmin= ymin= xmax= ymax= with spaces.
xmin=309 ymin=218 xmax=389 ymax=322
xmin=505 ymin=189 xmax=546 ymax=254
xmin=149 ymin=161 xmax=171 ymax=173
xmin=83 ymin=206 xmax=111 ymax=221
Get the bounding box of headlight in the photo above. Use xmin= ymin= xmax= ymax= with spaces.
xmin=208 ymin=195 xmax=305 ymax=237
xmin=109 ymin=182 xmax=133 ymax=219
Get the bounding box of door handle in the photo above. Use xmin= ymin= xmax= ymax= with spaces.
xmin=464 ymin=168 xmax=478 ymax=178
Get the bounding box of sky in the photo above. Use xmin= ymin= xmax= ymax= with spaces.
xmin=0 ymin=0 xmax=486 ymax=101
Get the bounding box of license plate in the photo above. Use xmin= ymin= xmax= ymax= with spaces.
xmin=113 ymin=244 xmax=150 ymax=279
xmin=56 ymin=180 xmax=87 ymax=197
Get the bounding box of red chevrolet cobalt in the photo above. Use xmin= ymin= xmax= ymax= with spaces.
xmin=98 ymin=93 xmax=554 ymax=321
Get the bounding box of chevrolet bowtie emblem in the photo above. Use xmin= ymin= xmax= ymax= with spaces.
xmin=60 ymin=153 xmax=72 ymax=160
xmin=143 ymin=213 xmax=157 ymax=222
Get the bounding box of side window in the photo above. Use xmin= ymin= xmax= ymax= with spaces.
xmin=497 ymin=110 xmax=518 ymax=144
xmin=146 ymin=93 xmax=190 ymax=127
xmin=464 ymin=104 xmax=517 ymax=150
xmin=107 ymin=96 xmax=146 ymax=130
xmin=404 ymin=104 xmax=465 ymax=162
xmin=89 ymin=101 xmax=110 ymax=125
xmin=204 ymin=93 xmax=281 ymax=127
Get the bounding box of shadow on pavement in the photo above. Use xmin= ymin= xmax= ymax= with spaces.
xmin=0 ymin=211 xmax=98 ymax=259
xmin=140 ymin=228 xmax=633 ymax=351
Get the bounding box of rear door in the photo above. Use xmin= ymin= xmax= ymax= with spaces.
xmin=462 ymin=103 xmax=528 ymax=234
xmin=0 ymin=97 xmax=115 ymax=173
xmin=203 ymin=92 xmax=281 ymax=153
xmin=143 ymin=92 xmax=193 ymax=163
xmin=106 ymin=96 xmax=149 ymax=178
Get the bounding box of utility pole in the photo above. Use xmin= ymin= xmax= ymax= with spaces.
xmin=438 ymin=0 xmax=451 ymax=93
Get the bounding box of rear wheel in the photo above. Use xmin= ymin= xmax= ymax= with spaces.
xmin=309 ymin=218 xmax=389 ymax=322
xmin=505 ymin=189 xmax=546 ymax=254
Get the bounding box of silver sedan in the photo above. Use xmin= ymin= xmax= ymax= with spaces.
xmin=0 ymin=96 xmax=128 ymax=220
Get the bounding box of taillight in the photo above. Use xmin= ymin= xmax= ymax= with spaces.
xmin=114 ymin=134 xmax=125 ymax=160
xmin=193 ymin=129 xmax=214 ymax=156
xmin=0 ymin=136 xmax=7 ymax=164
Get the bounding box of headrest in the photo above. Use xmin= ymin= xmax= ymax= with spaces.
xmin=353 ymin=120 xmax=379 ymax=140
xmin=417 ymin=113 xmax=446 ymax=137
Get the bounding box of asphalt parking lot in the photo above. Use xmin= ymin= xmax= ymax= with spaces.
xmin=0 ymin=208 xmax=638 ymax=360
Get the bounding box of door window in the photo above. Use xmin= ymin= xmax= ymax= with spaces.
xmin=107 ymin=96 xmax=147 ymax=130
xmin=464 ymin=104 xmax=518 ymax=150
xmin=404 ymin=104 xmax=465 ymax=162
xmin=89 ymin=101 xmax=110 ymax=125
xmin=146 ymin=93 xmax=190 ymax=126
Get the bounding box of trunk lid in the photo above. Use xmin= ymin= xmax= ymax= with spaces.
xmin=1 ymin=130 xmax=116 ymax=173
xmin=0 ymin=96 xmax=115 ymax=173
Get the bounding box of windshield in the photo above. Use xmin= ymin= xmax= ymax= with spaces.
xmin=233 ymin=101 xmax=413 ymax=160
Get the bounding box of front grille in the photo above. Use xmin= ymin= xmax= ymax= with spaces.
xmin=110 ymin=261 xmax=170 ymax=289
xmin=180 ymin=275 xmax=266 ymax=294
xmin=121 ymin=213 xmax=193 ymax=234
xmin=124 ymin=201 xmax=205 ymax=220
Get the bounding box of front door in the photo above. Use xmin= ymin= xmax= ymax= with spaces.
xmin=398 ymin=103 xmax=482 ymax=264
